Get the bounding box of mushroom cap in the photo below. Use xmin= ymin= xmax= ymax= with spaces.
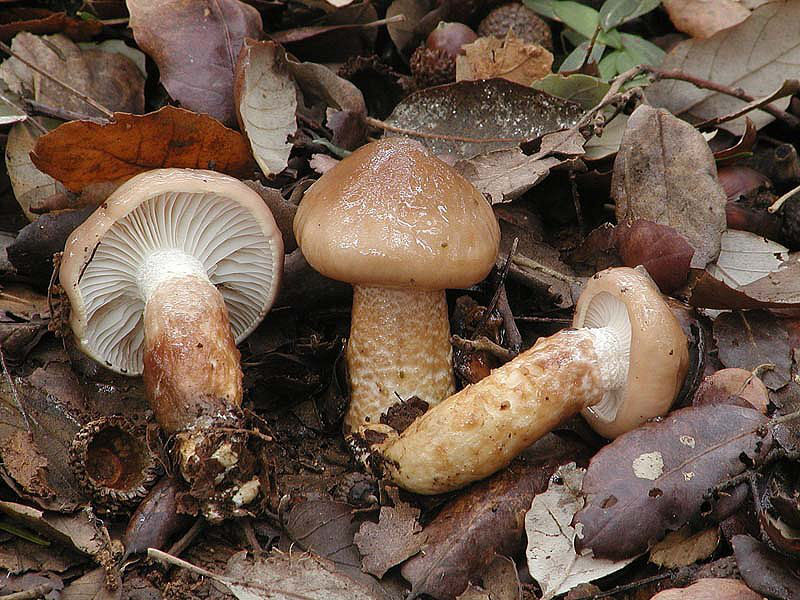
xmin=60 ymin=169 xmax=284 ymax=376
xmin=293 ymin=137 xmax=500 ymax=290
xmin=573 ymin=267 xmax=689 ymax=438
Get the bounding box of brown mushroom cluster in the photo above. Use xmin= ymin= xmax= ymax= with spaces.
xmin=60 ymin=138 xmax=689 ymax=515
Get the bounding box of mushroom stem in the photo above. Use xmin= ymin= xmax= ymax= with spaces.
xmin=361 ymin=328 xmax=608 ymax=494
xmin=142 ymin=273 xmax=242 ymax=436
xmin=346 ymin=285 xmax=456 ymax=431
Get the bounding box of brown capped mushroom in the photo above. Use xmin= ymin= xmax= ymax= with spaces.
xmin=60 ymin=169 xmax=283 ymax=519
xmin=293 ymin=137 xmax=500 ymax=432
xmin=359 ymin=267 xmax=689 ymax=494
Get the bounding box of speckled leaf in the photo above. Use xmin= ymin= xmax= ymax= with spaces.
xmin=384 ymin=79 xmax=583 ymax=160
xmin=713 ymin=310 xmax=791 ymax=390
xmin=574 ymin=405 xmax=772 ymax=560
xmin=647 ymin=0 xmax=800 ymax=134
xmin=234 ymin=40 xmax=297 ymax=176
xmin=612 ymin=104 xmax=726 ymax=268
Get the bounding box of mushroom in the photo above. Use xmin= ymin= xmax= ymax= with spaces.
xmin=293 ymin=137 xmax=500 ymax=432
xmin=358 ymin=267 xmax=689 ymax=494
xmin=60 ymin=169 xmax=283 ymax=516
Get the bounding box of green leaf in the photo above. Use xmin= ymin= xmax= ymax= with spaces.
xmin=532 ymin=74 xmax=610 ymax=109
xmin=619 ymin=33 xmax=665 ymax=67
xmin=597 ymin=28 xmax=623 ymax=49
xmin=599 ymin=0 xmax=661 ymax=30
xmin=553 ymin=1 xmax=600 ymax=39
xmin=558 ymin=41 xmax=606 ymax=73
xmin=598 ymin=50 xmax=621 ymax=80
xmin=523 ymin=0 xmax=558 ymax=20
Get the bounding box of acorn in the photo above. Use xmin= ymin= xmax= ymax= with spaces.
xmin=478 ymin=3 xmax=553 ymax=50
xmin=410 ymin=22 xmax=478 ymax=88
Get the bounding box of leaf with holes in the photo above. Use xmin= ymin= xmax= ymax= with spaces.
xmin=574 ymin=404 xmax=772 ymax=560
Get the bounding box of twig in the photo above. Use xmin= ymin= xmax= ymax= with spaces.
xmin=496 ymin=285 xmax=522 ymax=355
xmin=512 ymin=254 xmax=580 ymax=285
xmin=569 ymin=168 xmax=584 ymax=234
xmin=514 ymin=315 xmax=573 ymax=323
xmin=0 ymin=93 xmax=47 ymax=134
xmin=644 ymin=65 xmax=800 ymax=129
xmin=212 ymin=427 xmax=273 ymax=444
xmin=571 ymin=572 xmax=671 ymax=600
xmin=364 ymin=116 xmax=527 ymax=144
xmin=0 ymin=40 xmax=114 ymax=119
xmin=473 ymin=237 xmax=518 ymax=338
xmin=24 ymin=99 xmax=106 ymax=124
xmin=767 ymin=181 xmax=800 ymax=213
xmin=696 ymin=79 xmax=800 ymax=128
xmin=165 ymin=517 xmax=204 ymax=559
xmin=451 ymin=334 xmax=516 ymax=362
xmin=0 ymin=584 xmax=55 ymax=600
xmin=240 ymin=517 xmax=263 ymax=555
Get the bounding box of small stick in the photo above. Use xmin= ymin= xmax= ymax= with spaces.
xmin=0 ymin=584 xmax=55 ymax=600
xmin=165 ymin=517 xmax=204 ymax=559
xmin=496 ymin=285 xmax=522 ymax=355
xmin=0 ymin=93 xmax=47 ymax=134
xmin=451 ymin=334 xmax=516 ymax=362
xmin=767 ymin=181 xmax=800 ymax=213
xmin=24 ymin=99 xmax=106 ymax=124
xmin=571 ymin=572 xmax=671 ymax=600
xmin=512 ymin=254 xmax=580 ymax=285
xmin=0 ymin=41 xmax=114 ymax=119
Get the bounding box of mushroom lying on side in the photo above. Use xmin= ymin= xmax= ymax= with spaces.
xmin=359 ymin=267 xmax=689 ymax=494
xmin=294 ymin=137 xmax=500 ymax=432
xmin=60 ymin=169 xmax=283 ymax=518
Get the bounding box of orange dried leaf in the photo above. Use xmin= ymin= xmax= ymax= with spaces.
xmin=31 ymin=106 xmax=255 ymax=192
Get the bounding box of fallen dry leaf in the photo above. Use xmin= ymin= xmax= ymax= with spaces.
xmin=649 ymin=526 xmax=720 ymax=568
xmin=354 ymin=490 xmax=426 ymax=578
xmin=5 ymin=118 xmax=66 ymax=221
xmin=612 ymin=104 xmax=726 ymax=268
xmin=732 ymin=534 xmax=800 ymax=600
xmin=60 ymin=566 xmax=121 ymax=600
xmin=401 ymin=436 xmax=586 ymax=600
xmin=385 ymin=0 xmax=437 ymax=56
xmin=456 ymin=33 xmax=553 ymax=87
xmin=0 ymin=537 xmax=82 ymax=575
xmin=662 ymin=0 xmax=750 ymax=39
xmin=457 ymin=555 xmax=520 ymax=600
xmin=30 ymin=106 xmax=256 ymax=192
xmin=234 ymin=39 xmax=297 ymax=176
xmin=525 ymin=463 xmax=635 ymax=600
xmin=706 ymin=230 xmax=789 ymax=288
xmin=127 ymin=0 xmax=262 ymax=126
xmin=684 ymin=265 xmax=800 ymax=310
xmin=384 ymin=78 xmax=583 ymax=159
xmin=651 ymin=577 xmax=763 ymax=599
xmin=713 ymin=310 xmax=791 ymax=390
xmin=648 ymin=0 xmax=800 ymax=133
xmin=574 ymin=404 xmax=772 ymax=560
xmin=0 ymin=32 xmax=144 ymax=117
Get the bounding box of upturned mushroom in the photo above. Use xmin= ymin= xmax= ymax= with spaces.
xmin=293 ymin=137 xmax=500 ymax=432
xmin=60 ymin=169 xmax=283 ymax=517
xmin=359 ymin=267 xmax=689 ymax=494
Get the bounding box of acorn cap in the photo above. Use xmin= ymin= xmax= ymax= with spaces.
xmin=60 ymin=169 xmax=284 ymax=375
xmin=293 ymin=137 xmax=500 ymax=290
xmin=573 ymin=267 xmax=689 ymax=438
xmin=478 ymin=3 xmax=553 ymax=50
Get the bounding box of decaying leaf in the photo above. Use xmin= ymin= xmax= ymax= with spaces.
xmin=0 ymin=80 xmax=26 ymax=126
xmin=287 ymin=58 xmax=367 ymax=150
xmin=648 ymin=1 xmax=800 ymax=133
xmin=732 ymin=534 xmax=800 ymax=600
xmin=401 ymin=436 xmax=586 ymax=600
xmin=30 ymin=106 xmax=255 ymax=192
xmin=574 ymin=405 xmax=772 ymax=560
xmin=532 ymin=74 xmax=610 ymax=109
xmin=354 ymin=490 xmax=426 ymax=578
xmin=649 ymin=526 xmax=720 ymax=568
xmin=707 ymin=230 xmax=789 ymax=289
xmin=662 ymin=0 xmax=750 ymax=39
xmin=713 ymin=310 xmax=791 ymax=390
xmin=456 ymin=33 xmax=553 ymax=87
xmin=5 ymin=118 xmax=66 ymax=221
xmin=234 ymin=39 xmax=297 ymax=176
xmin=60 ymin=566 xmax=121 ymax=600
xmin=384 ymin=79 xmax=583 ymax=159
xmin=651 ymin=578 xmax=763 ymax=599
xmin=150 ymin=548 xmax=378 ymax=600
xmin=385 ymin=0 xmax=437 ymax=55
xmin=0 ymin=502 xmax=112 ymax=559
xmin=612 ymin=104 xmax=726 ymax=268
xmin=0 ymin=538 xmax=82 ymax=575
xmin=0 ymin=32 xmax=144 ymax=117
xmin=684 ymin=263 xmax=800 ymax=310
xmin=454 ymin=126 xmax=586 ymax=203
xmin=456 ymin=555 xmax=521 ymax=600
xmin=525 ymin=463 xmax=635 ymax=600
xmin=127 ymin=0 xmax=262 ymax=126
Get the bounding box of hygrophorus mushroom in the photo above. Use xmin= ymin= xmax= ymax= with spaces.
xmin=360 ymin=267 xmax=689 ymax=494
xmin=293 ymin=137 xmax=500 ymax=432
xmin=60 ymin=169 xmax=283 ymax=518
